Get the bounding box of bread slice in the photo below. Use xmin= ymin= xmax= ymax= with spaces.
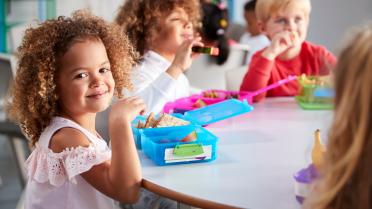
xmin=156 ymin=113 xmax=189 ymax=127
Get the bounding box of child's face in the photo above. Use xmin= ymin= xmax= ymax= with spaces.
xmin=153 ymin=7 xmax=194 ymax=54
xmin=244 ymin=10 xmax=260 ymax=36
xmin=57 ymin=39 xmax=115 ymax=116
xmin=260 ymin=5 xmax=309 ymax=46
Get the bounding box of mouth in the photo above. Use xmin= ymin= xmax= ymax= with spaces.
xmin=181 ymin=34 xmax=193 ymax=39
xmin=86 ymin=91 xmax=109 ymax=99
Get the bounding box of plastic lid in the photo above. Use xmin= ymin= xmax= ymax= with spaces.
xmin=293 ymin=164 xmax=318 ymax=183
xmin=183 ymin=99 xmax=253 ymax=126
xmin=313 ymin=87 xmax=334 ymax=97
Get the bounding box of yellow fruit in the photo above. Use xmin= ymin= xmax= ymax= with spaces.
xmin=312 ymin=129 xmax=326 ymax=169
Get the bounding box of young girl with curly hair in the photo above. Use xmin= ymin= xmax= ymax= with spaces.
xmin=6 ymin=10 xmax=145 ymax=209
xmin=116 ymin=0 xmax=203 ymax=114
xmin=304 ymin=23 xmax=372 ymax=209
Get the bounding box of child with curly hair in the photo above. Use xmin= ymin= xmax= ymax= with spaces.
xmin=6 ymin=10 xmax=145 ymax=209
xmin=304 ymin=23 xmax=372 ymax=209
xmin=240 ymin=0 xmax=337 ymax=102
xmin=116 ymin=0 xmax=203 ymax=114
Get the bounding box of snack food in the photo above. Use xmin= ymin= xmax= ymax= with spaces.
xmin=156 ymin=114 xmax=189 ymax=127
xmin=192 ymin=99 xmax=207 ymax=108
xmin=137 ymin=113 xmax=189 ymax=128
xmin=311 ymin=129 xmax=326 ymax=169
xmin=203 ymin=91 xmax=219 ymax=98
xmin=192 ymin=46 xmax=219 ymax=56
xmin=180 ymin=131 xmax=197 ymax=142
xmin=299 ymin=74 xmax=331 ymax=86
xmin=136 ymin=113 xmax=197 ymax=142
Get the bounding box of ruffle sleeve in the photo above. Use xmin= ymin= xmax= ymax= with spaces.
xmin=25 ymin=144 xmax=111 ymax=187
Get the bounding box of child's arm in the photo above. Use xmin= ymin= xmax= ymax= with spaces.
xmin=240 ymin=51 xmax=275 ymax=101
xmin=240 ymin=31 xmax=300 ymax=101
xmin=166 ymin=37 xmax=203 ymax=79
xmin=106 ymin=97 xmax=144 ymax=202
xmin=50 ymin=97 xmax=145 ymax=203
xmin=130 ymin=37 xmax=203 ymax=113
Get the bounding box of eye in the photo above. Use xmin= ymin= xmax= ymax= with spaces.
xmin=275 ymin=18 xmax=287 ymax=24
xmin=74 ymin=73 xmax=88 ymax=79
xmin=99 ymin=68 xmax=111 ymax=73
xmin=295 ymin=16 xmax=303 ymax=23
xmin=170 ymin=18 xmax=181 ymax=22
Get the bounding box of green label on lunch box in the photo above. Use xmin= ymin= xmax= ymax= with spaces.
xmin=173 ymin=143 xmax=204 ymax=157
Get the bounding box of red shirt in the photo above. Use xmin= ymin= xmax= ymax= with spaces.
xmin=240 ymin=41 xmax=336 ymax=102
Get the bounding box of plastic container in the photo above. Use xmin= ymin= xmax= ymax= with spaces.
xmin=133 ymin=99 xmax=253 ymax=149
xmin=163 ymin=91 xmax=254 ymax=114
xmin=136 ymin=100 xmax=253 ymax=165
xmin=295 ymin=76 xmax=334 ymax=110
xmin=141 ymin=126 xmax=218 ymax=166
xmin=131 ymin=114 xmax=196 ymax=149
xmin=293 ymin=164 xmax=318 ymax=204
xmin=183 ymin=99 xmax=253 ymax=126
xmin=164 ymin=75 xmax=296 ymax=114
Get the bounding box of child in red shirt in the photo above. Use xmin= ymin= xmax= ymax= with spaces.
xmin=240 ymin=0 xmax=336 ymax=102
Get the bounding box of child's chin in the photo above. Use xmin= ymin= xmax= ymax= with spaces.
xmin=92 ymin=103 xmax=111 ymax=113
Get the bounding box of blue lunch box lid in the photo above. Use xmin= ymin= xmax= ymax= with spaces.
xmin=183 ymin=99 xmax=254 ymax=126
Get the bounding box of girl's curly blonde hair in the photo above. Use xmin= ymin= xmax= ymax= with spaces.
xmin=115 ymin=0 xmax=201 ymax=56
xmin=6 ymin=10 xmax=138 ymax=147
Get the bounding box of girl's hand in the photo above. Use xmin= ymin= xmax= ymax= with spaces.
xmin=262 ymin=31 xmax=299 ymax=60
xmin=109 ymin=96 xmax=145 ymax=125
xmin=166 ymin=37 xmax=203 ymax=78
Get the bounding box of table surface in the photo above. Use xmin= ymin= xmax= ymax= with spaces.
xmin=138 ymin=97 xmax=333 ymax=209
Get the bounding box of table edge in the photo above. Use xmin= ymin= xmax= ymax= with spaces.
xmin=142 ymin=179 xmax=243 ymax=209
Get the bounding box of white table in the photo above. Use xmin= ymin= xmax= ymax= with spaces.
xmin=138 ymin=97 xmax=333 ymax=209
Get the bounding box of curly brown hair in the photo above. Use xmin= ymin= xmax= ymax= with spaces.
xmin=115 ymin=0 xmax=201 ymax=55
xmin=6 ymin=10 xmax=138 ymax=147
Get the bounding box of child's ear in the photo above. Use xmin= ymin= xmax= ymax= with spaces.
xmin=257 ymin=21 xmax=266 ymax=34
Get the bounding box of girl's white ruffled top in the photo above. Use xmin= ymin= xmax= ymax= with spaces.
xmin=24 ymin=117 xmax=118 ymax=209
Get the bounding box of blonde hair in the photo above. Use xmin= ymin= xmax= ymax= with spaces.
xmin=115 ymin=0 xmax=201 ymax=55
xmin=256 ymin=0 xmax=311 ymax=23
xmin=6 ymin=10 xmax=138 ymax=147
xmin=304 ymin=23 xmax=372 ymax=209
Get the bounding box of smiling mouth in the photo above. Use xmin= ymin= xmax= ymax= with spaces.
xmin=87 ymin=91 xmax=108 ymax=99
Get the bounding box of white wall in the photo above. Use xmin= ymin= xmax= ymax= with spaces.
xmin=233 ymin=0 xmax=372 ymax=52
xmin=307 ymin=0 xmax=372 ymax=52
xmin=56 ymin=0 xmax=123 ymax=21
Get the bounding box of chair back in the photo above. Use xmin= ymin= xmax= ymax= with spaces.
xmin=186 ymin=43 xmax=249 ymax=90
xmin=225 ymin=66 xmax=248 ymax=91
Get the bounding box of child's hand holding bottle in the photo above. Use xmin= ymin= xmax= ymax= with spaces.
xmin=167 ymin=37 xmax=203 ymax=79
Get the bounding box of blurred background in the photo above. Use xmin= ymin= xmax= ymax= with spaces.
xmin=0 ymin=0 xmax=371 ymax=208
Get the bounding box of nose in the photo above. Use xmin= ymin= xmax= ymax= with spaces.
xmin=185 ymin=21 xmax=192 ymax=30
xmin=285 ymin=20 xmax=296 ymax=31
xmin=89 ymin=74 xmax=103 ymax=88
